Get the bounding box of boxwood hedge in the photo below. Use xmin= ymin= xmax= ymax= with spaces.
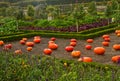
xmin=0 ymin=23 xmax=119 ymax=42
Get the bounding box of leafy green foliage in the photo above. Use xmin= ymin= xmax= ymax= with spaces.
xmin=111 ymin=0 xmax=120 ymax=22
xmin=0 ymin=52 xmax=120 ymax=81
xmin=34 ymin=19 xmax=75 ymax=28
xmin=34 ymin=4 xmax=47 ymax=19
xmin=46 ymin=5 xmax=58 ymax=20
xmin=87 ymin=1 xmax=97 ymax=16
xmin=0 ymin=18 xmax=18 ymax=34
xmin=27 ymin=5 xmax=35 ymax=17
xmin=0 ymin=8 xmax=6 ymax=16
xmin=105 ymin=2 xmax=113 ymax=18
xmin=5 ymin=7 xmax=18 ymax=17
xmin=34 ymin=19 xmax=49 ymax=27
xmin=105 ymin=0 xmax=119 ymax=22
xmin=72 ymin=4 xmax=85 ymax=21
xmin=83 ymin=15 xmax=99 ymax=23
xmin=71 ymin=4 xmax=86 ymax=32
xmin=0 ymin=23 xmax=119 ymax=42
xmin=16 ymin=8 xmax=25 ymax=20
xmin=18 ymin=20 xmax=33 ymax=27
xmin=111 ymin=0 xmax=119 ymax=12
xmin=49 ymin=19 xmax=74 ymax=28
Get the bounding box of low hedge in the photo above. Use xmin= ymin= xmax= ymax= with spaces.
xmin=0 ymin=25 xmax=119 ymax=42
xmin=0 ymin=32 xmax=79 ymax=42
xmin=79 ymin=23 xmax=118 ymax=34
xmin=0 ymin=32 xmax=24 ymax=37
xmin=0 ymin=23 xmax=119 ymax=42
xmin=0 ymin=33 xmax=38 ymax=42
xmin=85 ymin=26 xmax=120 ymax=39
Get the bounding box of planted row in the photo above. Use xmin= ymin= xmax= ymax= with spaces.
xmin=0 ymin=25 xmax=119 ymax=42
xmin=79 ymin=23 xmax=118 ymax=34
xmin=19 ymin=19 xmax=109 ymax=32
xmin=0 ymin=51 xmax=120 ymax=81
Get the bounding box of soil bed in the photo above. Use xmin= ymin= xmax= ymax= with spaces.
xmin=1 ymin=33 xmax=120 ymax=65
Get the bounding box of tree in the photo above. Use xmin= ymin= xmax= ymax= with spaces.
xmin=16 ymin=8 xmax=24 ymax=20
xmin=105 ymin=1 xmax=113 ymax=18
xmin=46 ymin=5 xmax=57 ymax=20
xmin=111 ymin=0 xmax=119 ymax=22
xmin=5 ymin=7 xmax=18 ymax=17
xmin=27 ymin=5 xmax=35 ymax=17
xmin=0 ymin=8 xmax=6 ymax=17
xmin=87 ymin=1 xmax=97 ymax=16
xmin=71 ymin=4 xmax=85 ymax=32
xmin=105 ymin=0 xmax=119 ymax=23
xmin=111 ymin=0 xmax=119 ymax=13
xmin=34 ymin=4 xmax=47 ymax=19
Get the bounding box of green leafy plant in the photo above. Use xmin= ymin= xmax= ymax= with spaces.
xmin=0 ymin=52 xmax=120 ymax=81
xmin=0 ymin=18 xmax=19 ymax=34
xmin=27 ymin=5 xmax=35 ymax=17
xmin=87 ymin=1 xmax=97 ymax=16
xmin=18 ymin=20 xmax=33 ymax=27
xmin=34 ymin=19 xmax=49 ymax=27
xmin=71 ymin=4 xmax=85 ymax=32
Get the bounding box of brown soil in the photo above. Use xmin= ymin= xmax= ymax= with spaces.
xmin=1 ymin=33 xmax=120 ymax=65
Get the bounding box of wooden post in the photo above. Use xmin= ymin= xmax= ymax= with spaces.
xmin=76 ymin=21 xmax=79 ymax=32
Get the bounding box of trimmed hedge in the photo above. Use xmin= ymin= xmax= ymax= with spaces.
xmin=0 ymin=25 xmax=119 ymax=42
xmin=0 ymin=23 xmax=119 ymax=42
xmin=0 ymin=32 xmax=24 ymax=37
xmin=79 ymin=23 xmax=118 ymax=34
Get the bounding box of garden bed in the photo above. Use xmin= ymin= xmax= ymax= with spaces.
xmin=1 ymin=32 xmax=120 ymax=65
xmin=18 ymin=19 xmax=109 ymax=32
xmin=0 ymin=23 xmax=119 ymax=42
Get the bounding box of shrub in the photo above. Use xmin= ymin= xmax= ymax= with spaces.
xmin=34 ymin=19 xmax=49 ymax=27
xmin=18 ymin=20 xmax=33 ymax=27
